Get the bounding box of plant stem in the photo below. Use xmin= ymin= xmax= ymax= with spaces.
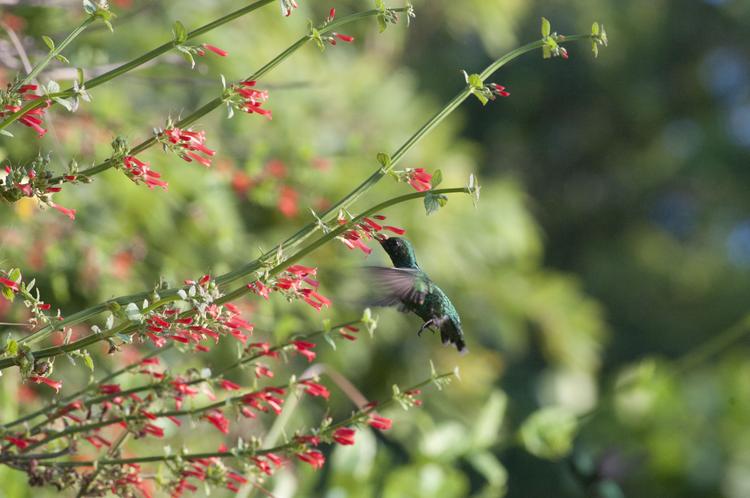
xmin=33 ymin=373 xmax=454 ymax=468
xmin=1 ymin=347 xmax=170 ymax=430
xmin=44 ymin=8 xmax=405 ymax=184
xmin=7 ymin=32 xmax=596 ymax=364
xmin=17 ymin=17 xmax=96 ymax=89
xmin=0 ymin=0 xmax=276 ymax=132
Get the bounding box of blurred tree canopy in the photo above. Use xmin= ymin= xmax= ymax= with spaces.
xmin=1 ymin=0 xmax=749 ymax=497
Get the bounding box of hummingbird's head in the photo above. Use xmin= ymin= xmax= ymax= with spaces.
xmin=378 ymin=237 xmax=419 ymax=268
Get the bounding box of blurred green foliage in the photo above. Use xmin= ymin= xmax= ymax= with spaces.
xmin=1 ymin=0 xmax=749 ymax=497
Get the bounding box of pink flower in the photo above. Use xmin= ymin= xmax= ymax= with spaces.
xmin=29 ymin=375 xmax=62 ymax=393
xmin=292 ymin=340 xmax=317 ymax=362
xmin=299 ymin=379 xmax=330 ymax=399
xmin=296 ymin=450 xmax=325 ymax=470
xmin=368 ymin=415 xmax=392 ymax=430
xmin=407 ymin=168 xmax=432 ymax=192
xmin=202 ymin=44 xmax=228 ymax=57
xmin=333 ymin=427 xmax=356 ymax=446
xmin=247 ymin=280 xmax=271 ymax=300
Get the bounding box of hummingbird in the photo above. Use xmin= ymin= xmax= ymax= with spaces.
xmin=366 ymin=237 xmax=467 ymax=353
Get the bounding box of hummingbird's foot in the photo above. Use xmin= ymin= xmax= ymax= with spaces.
xmin=417 ymin=319 xmax=436 ymax=337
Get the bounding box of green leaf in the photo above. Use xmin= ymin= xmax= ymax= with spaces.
xmin=424 ymin=192 xmax=447 ymax=215
xmin=377 ymin=14 xmax=388 ymax=33
xmin=5 ymin=338 xmax=18 ymax=356
xmin=471 ymin=89 xmax=489 ymax=105
xmin=542 ymin=44 xmax=552 ymax=59
xmin=82 ymin=351 xmax=94 ymax=371
xmin=375 ymin=0 xmax=386 ymax=10
xmin=323 ymin=331 xmax=337 ymax=350
xmin=591 ymin=22 xmax=600 ymax=36
xmin=55 ymin=54 xmax=70 ymax=64
xmin=467 ymin=73 xmax=483 ymax=89
xmin=77 ymin=68 xmax=85 ymax=85
xmin=53 ymin=97 xmax=73 ymax=111
xmin=173 ymin=20 xmax=187 ymax=44
xmin=519 ymin=406 xmax=578 ymax=460
xmin=42 ymin=35 xmax=55 ymax=51
xmin=541 ymin=17 xmax=551 ymax=38
xmin=431 ymin=169 xmax=443 ymax=188
xmin=376 ymin=152 xmax=391 ymax=170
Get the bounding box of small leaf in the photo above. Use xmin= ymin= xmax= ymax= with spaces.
xmin=53 ymin=97 xmax=73 ymax=111
xmin=467 ymin=73 xmax=483 ymax=89
xmin=83 ymin=351 xmax=94 ymax=371
xmin=55 ymin=54 xmax=70 ymax=64
xmin=173 ymin=21 xmax=188 ymax=44
xmin=77 ymin=68 xmax=85 ymax=85
xmin=376 ymin=152 xmax=391 ymax=168
xmin=5 ymin=338 xmax=18 ymax=356
xmin=591 ymin=22 xmax=600 ymax=36
xmin=323 ymin=331 xmax=337 ymax=350
xmin=431 ymin=169 xmax=443 ymax=188
xmin=541 ymin=17 xmax=551 ymax=38
xmin=42 ymin=35 xmax=55 ymax=51
xmin=424 ymin=193 xmax=440 ymax=215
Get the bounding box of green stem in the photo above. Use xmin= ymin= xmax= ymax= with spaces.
xmin=1 ymin=347 xmax=170 ymax=430
xmin=6 ymin=319 xmax=360 ymax=435
xmin=9 ymin=32 xmax=595 ymax=361
xmin=46 ymin=9 xmax=403 ymax=184
xmin=0 ymin=0 xmax=276 ymax=132
xmin=17 ymin=17 xmax=95 ymax=89
xmin=33 ymin=373 xmax=454 ymax=468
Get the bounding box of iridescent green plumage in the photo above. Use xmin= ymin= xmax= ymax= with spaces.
xmin=367 ymin=237 xmax=466 ymax=352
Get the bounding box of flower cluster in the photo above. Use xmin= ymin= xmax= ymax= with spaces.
xmin=0 ymin=156 xmax=76 ymax=218
xmin=0 ymin=84 xmax=50 ymax=136
xmin=122 ymin=155 xmax=168 ymax=190
xmin=225 ymin=80 xmax=272 ymax=119
xmin=141 ymin=276 xmax=254 ymax=349
xmin=336 ymin=213 xmax=406 ymax=255
xmin=157 ymin=125 xmax=216 ymax=168
xmin=248 ymin=264 xmax=331 ymax=311
xmin=280 ymin=0 xmax=300 ymax=17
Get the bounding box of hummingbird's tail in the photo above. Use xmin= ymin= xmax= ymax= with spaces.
xmin=440 ymin=317 xmax=467 ymax=353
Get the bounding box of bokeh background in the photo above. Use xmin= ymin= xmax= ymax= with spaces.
xmin=1 ymin=0 xmax=750 ymax=496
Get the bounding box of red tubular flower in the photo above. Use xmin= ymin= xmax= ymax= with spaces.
xmin=297 ymin=450 xmax=325 ymax=470
xmin=203 ymin=410 xmax=230 ymax=434
xmin=247 ymin=280 xmax=271 ymax=300
xmin=143 ymin=423 xmax=165 ymax=438
xmin=407 ymin=168 xmax=432 ymax=192
xmin=202 ymin=44 xmax=228 ymax=57
xmin=255 ymin=364 xmax=274 ymax=379
xmin=490 ymin=83 xmax=511 ymax=98
xmin=232 ymin=80 xmax=272 ymax=119
xmin=277 ymin=185 xmax=299 ymax=218
xmin=4 ymin=435 xmax=31 ymax=449
xmin=99 ymin=384 xmax=121 ymax=394
xmin=123 ymin=155 xmax=168 ymax=190
xmin=162 ymin=127 xmax=216 ymax=167
xmin=368 ymin=414 xmax=392 ymax=430
xmin=29 ymin=375 xmax=62 ymax=393
xmin=299 ymin=379 xmax=330 ymax=399
xmin=292 ymin=340 xmax=317 ymax=362
xmin=219 ymin=379 xmax=241 ymax=391
xmin=384 ymin=225 xmax=406 ymax=235
xmin=333 ymin=427 xmax=356 ymax=446
xmin=0 ymin=276 xmax=19 ymax=292
xmin=333 ymin=33 xmax=355 ymax=43
xmin=50 ymin=202 xmax=76 ymax=220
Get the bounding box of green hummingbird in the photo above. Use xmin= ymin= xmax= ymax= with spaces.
xmin=367 ymin=237 xmax=467 ymax=353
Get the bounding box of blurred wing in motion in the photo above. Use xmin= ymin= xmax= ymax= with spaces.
xmin=363 ymin=266 xmax=431 ymax=309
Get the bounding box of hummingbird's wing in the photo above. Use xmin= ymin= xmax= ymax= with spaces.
xmin=363 ymin=267 xmax=431 ymax=308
